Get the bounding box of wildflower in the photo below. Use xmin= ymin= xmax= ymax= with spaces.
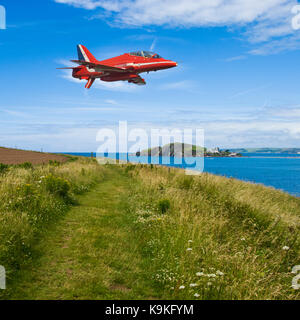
xmin=216 ymin=270 xmax=224 ymax=276
xmin=179 ymin=285 xmax=185 ymax=290
xmin=196 ymin=272 xmax=204 ymax=277
xmin=187 ymin=248 xmax=193 ymax=251
xmin=194 ymin=293 xmax=200 ymax=298
xmin=282 ymin=246 xmax=290 ymax=251
xmin=241 ymin=237 xmax=246 ymax=241
xmin=188 ymin=240 xmax=193 ymax=243
xmin=207 ymin=274 xmax=216 ymax=278
xmin=190 ymin=283 xmax=198 ymax=288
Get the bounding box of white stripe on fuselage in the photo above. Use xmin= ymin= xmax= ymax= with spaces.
xmin=85 ymin=61 xmax=172 ymax=76
xmin=130 ymin=61 xmax=171 ymax=67
xmin=115 ymin=61 xmax=172 ymax=68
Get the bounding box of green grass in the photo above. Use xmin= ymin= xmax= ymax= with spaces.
xmin=128 ymin=165 xmax=300 ymax=300
xmin=0 ymin=158 xmax=104 ymax=281
xmin=0 ymin=161 xmax=299 ymax=300
xmin=2 ymin=166 xmax=157 ymax=299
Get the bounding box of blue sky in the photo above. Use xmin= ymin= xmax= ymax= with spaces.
xmin=1 ymin=0 xmax=300 ymax=151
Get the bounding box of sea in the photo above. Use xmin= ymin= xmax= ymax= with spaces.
xmin=63 ymin=152 xmax=300 ymax=197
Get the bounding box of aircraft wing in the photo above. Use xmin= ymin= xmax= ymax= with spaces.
xmin=129 ymin=75 xmax=146 ymax=86
xmin=70 ymin=60 xmax=128 ymax=73
xmin=56 ymin=67 xmax=77 ymax=70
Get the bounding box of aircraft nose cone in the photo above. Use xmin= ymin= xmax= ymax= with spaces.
xmin=168 ymin=61 xmax=177 ymax=68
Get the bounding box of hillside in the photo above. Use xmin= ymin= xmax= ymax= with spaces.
xmin=137 ymin=143 xmax=239 ymax=157
xmin=229 ymin=148 xmax=300 ymax=154
xmin=0 ymin=147 xmax=67 ymax=165
xmin=0 ymin=159 xmax=299 ymax=300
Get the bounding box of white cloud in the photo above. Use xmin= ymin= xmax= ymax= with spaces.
xmin=229 ymin=84 xmax=272 ymax=99
xmin=224 ymin=55 xmax=247 ymax=62
xmin=55 ymin=0 xmax=123 ymax=11
xmin=160 ymin=80 xmax=197 ymax=91
xmin=55 ymin=0 xmax=300 ymax=54
xmin=57 ymin=64 xmax=138 ymax=92
xmin=105 ymin=99 xmax=118 ymax=105
xmin=2 ymin=103 xmax=300 ymax=150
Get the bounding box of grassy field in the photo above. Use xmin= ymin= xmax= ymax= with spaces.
xmin=0 ymin=159 xmax=299 ymax=300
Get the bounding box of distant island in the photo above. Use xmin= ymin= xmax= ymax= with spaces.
xmin=136 ymin=143 xmax=242 ymax=158
xmin=228 ymin=148 xmax=300 ymax=154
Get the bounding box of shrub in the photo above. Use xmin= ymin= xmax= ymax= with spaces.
xmin=65 ymin=155 xmax=78 ymax=162
xmin=49 ymin=160 xmax=61 ymax=166
xmin=0 ymin=212 xmax=34 ymax=270
xmin=177 ymin=176 xmax=194 ymax=189
xmin=158 ymin=199 xmax=171 ymax=214
xmin=0 ymin=163 xmax=9 ymax=174
xmin=125 ymin=164 xmax=135 ymax=173
xmin=158 ymin=183 xmax=164 ymax=191
xmin=20 ymin=183 xmax=35 ymax=197
xmin=43 ymin=174 xmax=70 ymax=198
xmin=17 ymin=162 xmax=33 ymax=169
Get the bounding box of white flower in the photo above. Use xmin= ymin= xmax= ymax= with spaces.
xmin=196 ymin=272 xmax=204 ymax=277
xmin=190 ymin=283 xmax=198 ymax=287
xmin=179 ymin=285 xmax=185 ymax=290
xmin=207 ymin=274 xmax=216 ymax=278
xmin=188 ymin=240 xmax=193 ymax=243
xmin=170 ymin=287 xmax=174 ymax=290
xmin=282 ymin=246 xmax=290 ymax=251
xmin=194 ymin=293 xmax=200 ymax=298
xmin=187 ymin=248 xmax=193 ymax=251
xmin=241 ymin=237 xmax=246 ymax=241
xmin=216 ymin=270 xmax=224 ymax=276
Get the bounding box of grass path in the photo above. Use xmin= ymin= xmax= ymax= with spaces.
xmin=5 ymin=167 xmax=156 ymax=300
xmin=3 ymin=164 xmax=299 ymax=300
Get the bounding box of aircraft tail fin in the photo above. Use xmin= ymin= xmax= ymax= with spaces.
xmin=77 ymin=44 xmax=97 ymax=63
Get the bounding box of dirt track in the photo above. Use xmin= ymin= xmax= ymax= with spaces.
xmin=0 ymin=147 xmax=68 ymax=165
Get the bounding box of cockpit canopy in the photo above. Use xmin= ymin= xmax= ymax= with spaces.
xmin=129 ymin=51 xmax=162 ymax=59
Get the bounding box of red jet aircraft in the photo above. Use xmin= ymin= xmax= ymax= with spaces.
xmin=58 ymin=45 xmax=177 ymax=89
